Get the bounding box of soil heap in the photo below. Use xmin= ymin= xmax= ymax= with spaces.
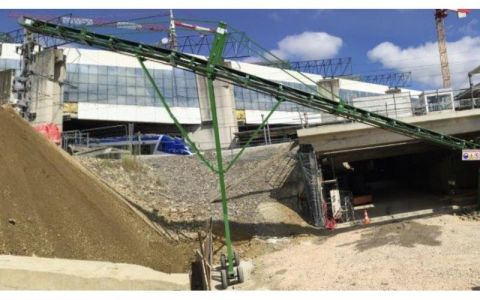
xmin=0 ymin=106 xmax=191 ymax=272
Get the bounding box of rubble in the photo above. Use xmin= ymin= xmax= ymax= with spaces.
xmin=78 ymin=143 xmax=303 ymax=235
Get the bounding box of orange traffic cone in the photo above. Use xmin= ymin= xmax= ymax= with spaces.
xmin=363 ymin=209 xmax=370 ymax=225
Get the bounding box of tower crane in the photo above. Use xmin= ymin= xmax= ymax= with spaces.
xmin=7 ymin=11 xmax=214 ymax=41
xmin=434 ymin=9 xmax=470 ymax=88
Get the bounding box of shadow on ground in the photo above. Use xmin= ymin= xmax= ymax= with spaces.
xmin=338 ymin=221 xmax=442 ymax=252
xmin=129 ymin=199 xmax=325 ymax=240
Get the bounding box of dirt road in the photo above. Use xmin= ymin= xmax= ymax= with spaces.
xmin=238 ymin=214 xmax=480 ymax=290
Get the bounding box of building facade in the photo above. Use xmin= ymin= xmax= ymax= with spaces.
xmin=0 ymin=42 xmax=420 ymax=149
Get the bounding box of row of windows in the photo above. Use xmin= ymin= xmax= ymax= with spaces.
xmin=234 ymin=81 xmax=317 ymax=112
xmin=0 ymin=58 xmax=385 ymax=113
xmin=0 ymin=59 xmax=21 ymax=72
xmin=64 ymin=64 xmax=199 ymax=107
xmin=338 ymin=89 xmax=382 ymax=104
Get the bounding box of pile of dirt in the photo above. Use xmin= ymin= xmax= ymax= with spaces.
xmin=0 ymin=106 xmax=192 ymax=272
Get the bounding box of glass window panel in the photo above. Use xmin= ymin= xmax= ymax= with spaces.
xmin=97 ymin=65 xmax=108 ymax=75
xmin=135 ymin=76 xmax=145 ymax=86
xmin=127 ymin=86 xmax=136 ymax=96
xmin=78 ymin=83 xmax=89 ymax=93
xmin=88 ymin=93 xmax=98 ymax=101
xmin=79 ymin=64 xmax=89 ymax=74
xmin=78 ymin=93 xmax=88 ymax=101
xmin=117 ymin=95 xmax=127 ymax=104
xmin=88 ymin=65 xmax=98 ymax=75
xmin=136 ymin=86 xmax=146 ymax=96
xmin=135 ymin=68 xmax=144 ymax=76
xmin=107 ymin=66 xmax=117 ymax=74
xmin=117 ymin=76 xmax=127 ymax=86
xmin=78 ymin=73 xmax=89 ymax=83
xmin=98 ymin=84 xmax=107 ymax=94
xmin=87 ymin=73 xmax=97 ymax=84
xmin=98 ymin=75 xmax=108 ymax=84
xmin=87 ymin=84 xmax=97 ymax=93
xmin=107 ymin=75 xmax=117 ymax=85
xmin=116 ymin=85 xmax=127 ymax=95
xmin=125 ymin=67 xmax=135 ymax=76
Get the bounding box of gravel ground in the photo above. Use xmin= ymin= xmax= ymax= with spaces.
xmin=78 ymin=143 xmax=301 ymax=236
xmin=237 ymin=214 xmax=480 ymax=290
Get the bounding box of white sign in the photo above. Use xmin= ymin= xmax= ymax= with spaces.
xmin=462 ymin=149 xmax=480 ymax=161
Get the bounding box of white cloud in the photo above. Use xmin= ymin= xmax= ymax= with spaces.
xmin=272 ymin=31 xmax=343 ymax=61
xmin=459 ymin=18 xmax=479 ymax=36
xmin=268 ymin=12 xmax=281 ymax=22
xmin=367 ymin=36 xmax=480 ymax=89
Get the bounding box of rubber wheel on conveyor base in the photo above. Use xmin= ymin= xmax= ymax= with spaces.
xmin=220 ymin=269 xmax=228 ymax=289
xmin=234 ymin=251 xmax=240 ymax=267
xmin=220 ymin=254 xmax=227 ymax=269
xmin=236 ymin=265 xmax=245 ymax=284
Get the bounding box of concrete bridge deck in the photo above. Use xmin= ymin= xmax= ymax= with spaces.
xmin=297 ymin=109 xmax=480 ymax=161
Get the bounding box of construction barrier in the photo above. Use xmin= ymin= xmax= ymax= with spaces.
xmin=33 ymin=123 xmax=61 ymax=145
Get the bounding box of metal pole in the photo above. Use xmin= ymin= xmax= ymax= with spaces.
xmin=138 ymin=58 xmax=217 ymax=173
xmin=267 ymin=121 xmax=272 ymax=144
xmin=469 ymin=73 xmax=474 ymax=109
xmin=224 ymin=100 xmax=282 ymax=173
xmin=204 ymin=22 xmax=236 ymax=277
xmin=206 ymin=74 xmax=235 ymax=276
xmin=128 ymin=123 xmax=133 ymax=154
xmin=392 ymin=92 xmax=398 ymax=118
xmin=261 ymin=114 xmax=267 ymax=145
xmin=477 ymin=167 xmax=480 ymax=210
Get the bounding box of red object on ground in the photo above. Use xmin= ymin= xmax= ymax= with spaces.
xmin=33 ymin=123 xmax=61 ymax=145
xmin=322 ymin=200 xmax=336 ymax=230
xmin=353 ymin=194 xmax=373 ymax=206
xmin=363 ymin=209 xmax=371 ymax=225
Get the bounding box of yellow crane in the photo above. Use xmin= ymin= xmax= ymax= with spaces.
xmin=434 ymin=9 xmax=470 ymax=88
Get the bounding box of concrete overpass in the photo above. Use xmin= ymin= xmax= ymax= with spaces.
xmin=297 ymin=109 xmax=480 ymax=162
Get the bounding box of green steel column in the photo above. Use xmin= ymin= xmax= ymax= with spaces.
xmin=206 ymin=22 xmax=236 ymax=277
xmin=207 ymin=75 xmax=235 ymax=276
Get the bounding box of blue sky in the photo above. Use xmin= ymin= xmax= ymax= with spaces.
xmin=2 ymin=9 xmax=480 ymax=90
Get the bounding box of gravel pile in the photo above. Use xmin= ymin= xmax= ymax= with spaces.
xmin=78 ymin=143 xmax=301 ymax=233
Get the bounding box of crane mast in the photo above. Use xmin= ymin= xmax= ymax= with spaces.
xmin=168 ymin=9 xmax=177 ymax=50
xmin=435 ymin=9 xmax=451 ymax=89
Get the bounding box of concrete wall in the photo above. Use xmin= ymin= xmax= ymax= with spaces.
xmin=29 ymin=48 xmax=66 ymax=130
xmin=77 ymin=102 xmax=201 ymax=124
xmin=339 ymin=77 xmax=421 ymax=97
xmin=189 ymin=71 xmax=238 ymax=150
xmin=352 ymin=92 xmax=413 ymax=119
xmin=0 ymin=69 xmax=14 ymax=105
xmin=228 ymin=60 xmax=324 ymax=84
